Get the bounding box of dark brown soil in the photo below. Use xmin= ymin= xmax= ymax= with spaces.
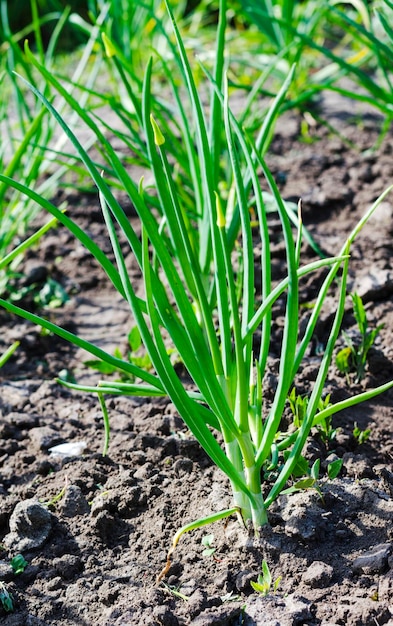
xmin=0 ymin=93 xmax=393 ymax=625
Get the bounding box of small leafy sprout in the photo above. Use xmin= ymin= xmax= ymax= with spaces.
xmin=0 ymin=581 xmax=14 ymax=612
xmin=336 ymin=347 xmax=353 ymax=384
xmin=288 ymin=390 xmax=335 ymax=442
xmin=40 ymin=477 xmax=68 ymax=508
xmin=353 ymin=422 xmax=371 ymax=445
xmin=250 ymin=560 xmax=281 ymax=596
xmin=84 ymin=326 xmax=157 ymax=382
xmin=34 ymin=278 xmax=69 ymax=309
xmin=160 ymin=582 xmax=189 ymax=601
xmin=10 ymin=554 xmax=28 ymax=575
xmin=57 ymin=368 xmax=76 ymax=384
xmin=316 ymin=412 xmax=339 ymax=444
xmin=336 ymin=292 xmax=384 ymax=383
xmin=288 ymin=388 xmax=308 ymax=429
xmin=314 ymin=395 xmax=340 ymax=443
xmin=7 ymin=277 xmax=69 ymax=309
xmin=327 ymin=458 xmax=343 ymax=479
xmin=201 ymin=533 xmax=216 ymax=557
xmin=281 ymin=459 xmax=323 ymax=499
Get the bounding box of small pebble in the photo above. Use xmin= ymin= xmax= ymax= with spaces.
xmin=60 ymin=485 xmax=90 ymax=517
xmin=3 ymin=499 xmax=52 ymax=551
xmin=153 ymin=605 xmax=179 ymax=626
xmin=187 ymin=588 xmax=207 ymax=619
xmin=352 ymin=543 xmax=392 ymax=574
xmin=179 ymin=578 xmax=198 ymax=596
xmin=53 ymin=554 xmax=83 ymax=581
xmin=303 ymin=561 xmax=334 ymax=588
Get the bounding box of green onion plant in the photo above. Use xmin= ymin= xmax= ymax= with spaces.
xmin=0 ymin=1 xmax=393 ymax=540
xmin=237 ymin=0 xmax=393 ymax=135
xmin=0 ymin=0 xmax=109 ymax=294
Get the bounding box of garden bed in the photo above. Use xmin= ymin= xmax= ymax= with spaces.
xmin=0 ymin=97 xmax=393 ymax=625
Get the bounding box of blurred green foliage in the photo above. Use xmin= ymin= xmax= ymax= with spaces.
xmin=0 ymin=0 xmax=89 ymax=49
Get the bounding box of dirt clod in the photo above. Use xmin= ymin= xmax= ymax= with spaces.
xmin=3 ymin=500 xmax=52 ymax=552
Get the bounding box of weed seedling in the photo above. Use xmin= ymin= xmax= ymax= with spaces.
xmin=10 ymin=554 xmax=28 ymax=575
xmin=281 ymin=459 xmax=323 ymax=499
xmin=40 ymin=477 xmax=68 ymax=508
xmin=336 ymin=292 xmax=384 ymax=383
xmin=0 ymin=581 xmax=13 ymax=612
xmin=250 ymin=560 xmax=281 ymax=596
xmin=327 ymin=458 xmax=343 ymax=480
xmin=288 ymin=389 xmax=336 ymax=442
xmin=201 ymin=533 xmax=216 ymax=557
xmin=353 ymin=422 xmax=371 ymax=445
xmin=160 ymin=582 xmax=189 ymax=601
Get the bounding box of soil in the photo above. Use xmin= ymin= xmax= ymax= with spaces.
xmin=1 ymin=92 xmax=393 ymax=626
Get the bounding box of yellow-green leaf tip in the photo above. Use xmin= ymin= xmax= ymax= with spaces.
xmin=102 ymin=32 xmax=116 ymax=58
xmin=150 ymin=114 xmax=165 ymax=146
xmin=214 ymin=192 xmax=226 ymax=228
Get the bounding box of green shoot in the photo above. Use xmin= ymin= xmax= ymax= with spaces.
xmin=40 ymin=478 xmax=68 ymax=508
xmin=0 ymin=581 xmax=13 ymax=612
xmin=281 ymin=454 xmax=343 ymax=495
xmin=160 ymin=582 xmax=189 ymax=602
xmin=353 ymin=422 xmax=371 ymax=445
xmin=0 ymin=341 xmax=19 ymax=368
xmin=201 ymin=533 xmax=216 ymax=557
xmin=316 ymin=412 xmax=339 ymax=445
xmin=336 ymin=292 xmax=384 ymax=382
xmin=288 ymin=388 xmax=308 ymax=429
xmin=328 ymin=458 xmax=343 ymax=480
xmin=280 ymin=459 xmax=323 ymax=499
xmin=158 ymin=508 xmax=239 ymax=582
xmin=6 ymin=277 xmax=69 ymax=309
xmin=10 ymin=554 xmax=28 ymax=575
xmin=288 ymin=389 xmax=336 ymax=442
xmin=250 ymin=560 xmax=281 ymax=596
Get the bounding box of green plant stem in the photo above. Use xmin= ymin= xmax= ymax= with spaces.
xmin=0 ymin=341 xmax=19 ymax=368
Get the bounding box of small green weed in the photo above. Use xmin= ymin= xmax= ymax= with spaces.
xmin=280 ymin=456 xmax=342 ymax=497
xmin=6 ymin=276 xmax=69 ymax=309
xmin=250 ymin=560 xmax=281 ymax=596
xmin=40 ymin=479 xmax=68 ymax=508
xmin=201 ymin=533 xmax=216 ymax=557
xmin=0 ymin=581 xmax=14 ymax=612
xmin=160 ymin=582 xmax=189 ymax=601
xmin=288 ymin=389 xmax=337 ymax=443
xmin=281 ymin=458 xmax=323 ymax=499
xmin=353 ymin=422 xmax=371 ymax=445
xmin=327 ymin=458 xmax=343 ymax=480
xmin=336 ymin=292 xmax=384 ymax=383
xmin=84 ymin=326 xmax=156 ymax=382
xmin=10 ymin=554 xmax=28 ymax=575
